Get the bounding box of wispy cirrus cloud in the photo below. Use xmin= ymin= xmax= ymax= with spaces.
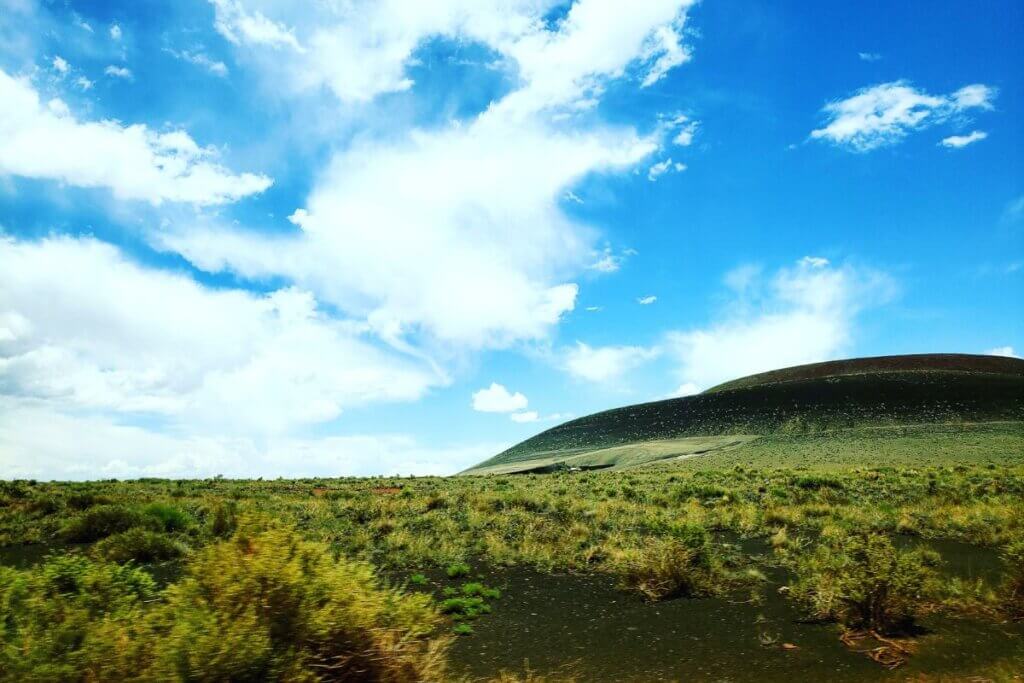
xmin=940 ymin=130 xmax=987 ymax=148
xmin=811 ymin=81 xmax=996 ymax=151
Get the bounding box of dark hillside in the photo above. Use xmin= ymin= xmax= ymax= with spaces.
xmin=705 ymin=353 xmax=1024 ymax=393
xmin=469 ymin=354 xmax=1024 ymax=472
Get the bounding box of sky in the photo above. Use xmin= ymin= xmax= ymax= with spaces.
xmin=0 ymin=0 xmax=1021 ymax=480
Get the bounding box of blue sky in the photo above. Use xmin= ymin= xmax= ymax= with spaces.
xmin=0 ymin=0 xmax=1020 ymax=479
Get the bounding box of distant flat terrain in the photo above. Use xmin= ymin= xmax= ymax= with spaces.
xmin=464 ymin=354 xmax=1024 ymax=475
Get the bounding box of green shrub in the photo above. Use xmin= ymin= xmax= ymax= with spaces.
xmin=141 ymin=523 xmax=447 ymax=680
xmin=409 ymin=572 xmax=429 ymax=586
xmin=25 ymin=494 xmax=62 ymax=515
xmin=793 ymin=475 xmax=844 ymax=491
xmin=618 ymin=536 xmax=718 ymax=601
xmin=65 ymin=492 xmax=112 ymax=511
xmin=788 ymin=532 xmax=942 ymax=634
xmin=461 ymin=582 xmax=501 ymax=600
xmin=93 ymin=528 xmax=185 ymax=564
xmin=0 ymin=523 xmax=449 ymax=682
xmin=446 ymin=562 xmax=471 ymax=578
xmin=439 ymin=596 xmax=491 ymax=620
xmin=209 ymin=500 xmax=237 ymax=538
xmin=61 ymin=505 xmax=147 ymax=543
xmin=0 ymin=555 xmax=157 ymax=680
xmin=141 ymin=503 xmax=192 ymax=532
xmin=999 ymin=539 xmax=1024 ymax=620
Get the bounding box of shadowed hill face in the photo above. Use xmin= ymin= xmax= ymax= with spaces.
xmin=705 ymin=353 xmax=1024 ymax=394
xmin=467 ymin=354 xmax=1024 ymax=472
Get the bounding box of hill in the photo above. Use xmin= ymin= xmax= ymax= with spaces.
xmin=463 ymin=353 xmax=1024 ymax=475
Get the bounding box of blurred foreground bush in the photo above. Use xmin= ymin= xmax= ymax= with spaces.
xmin=0 ymin=520 xmax=448 ymax=682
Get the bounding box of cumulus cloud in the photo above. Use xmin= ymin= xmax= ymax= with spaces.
xmin=940 ymin=130 xmax=987 ymax=148
xmin=669 ymin=382 xmax=701 ymax=397
xmin=811 ymin=81 xmax=997 ymax=151
xmin=158 ymin=1 xmax=695 ymax=350
xmin=471 ymin=383 xmax=528 ymax=413
xmin=858 ymin=52 xmax=881 ymax=62
xmin=665 ymin=257 xmax=896 ymax=389
xmin=637 ymin=295 xmax=657 ymax=305
xmin=510 ymin=410 xmax=539 ymax=423
xmin=0 ymin=68 xmax=271 ymax=204
xmin=0 ymin=401 xmax=500 ymax=479
xmin=0 ymin=236 xmax=443 ymax=435
xmin=985 ymin=346 xmax=1020 ymax=359
xmin=164 ymin=115 xmax=655 ymax=347
xmin=208 ymin=0 xmax=694 ymax=109
xmin=109 ymin=24 xmax=122 ymax=40
xmin=52 ymin=55 xmax=69 ymax=74
xmin=563 ymin=341 xmax=659 ymax=383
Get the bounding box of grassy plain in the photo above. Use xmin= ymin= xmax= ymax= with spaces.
xmin=1 ymin=421 xmax=1022 ymax=680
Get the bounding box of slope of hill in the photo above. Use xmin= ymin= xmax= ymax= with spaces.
xmin=463 ymin=354 xmax=1024 ymax=475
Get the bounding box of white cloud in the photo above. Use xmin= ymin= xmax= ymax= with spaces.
xmin=563 ymin=341 xmax=659 ymax=383
xmin=74 ymin=16 xmax=93 ymax=33
xmin=669 ymin=382 xmax=701 ymax=397
xmin=940 ymin=130 xmax=987 ymax=148
xmin=104 ymin=65 xmax=133 ymax=79
xmin=811 ymin=81 xmax=997 ymax=151
xmin=110 ymin=24 xmax=122 ymax=40
xmin=472 ymin=382 xmax=528 ymax=413
xmin=723 ymin=263 xmax=761 ymax=294
xmin=858 ymin=52 xmax=881 ymax=62
xmin=647 ymin=158 xmax=685 ymax=180
xmin=585 ymin=305 xmax=603 ymax=312
xmin=588 ymin=245 xmax=631 ymax=273
xmin=985 ymin=346 xmax=1020 ymax=359
xmin=637 ymin=295 xmax=657 ymax=305
xmin=0 ymin=68 xmax=271 ymax=205
xmin=510 ymin=410 xmax=539 ymax=423
xmin=799 ymin=255 xmax=830 ymax=268
xmin=0 ymin=236 xmax=443 ymax=435
xmin=160 ymin=1 xmax=695 ymax=350
xmin=211 ymin=0 xmax=303 ymax=50
xmin=639 ymin=21 xmax=690 ymax=87
xmin=166 ymin=48 xmax=230 ymax=77
xmin=667 ymin=114 xmax=699 ymax=146
xmin=665 ymin=257 xmax=895 ymax=389
xmin=52 ymin=55 xmax=69 ymax=74
xmin=209 ymin=0 xmax=694 ymax=109
xmin=952 ymin=84 xmax=995 ymax=110
xmin=0 ymin=401 xmax=500 ymax=479
xmin=164 ymin=115 xmax=655 ymax=348
xmin=74 ymin=76 xmax=93 ymax=91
